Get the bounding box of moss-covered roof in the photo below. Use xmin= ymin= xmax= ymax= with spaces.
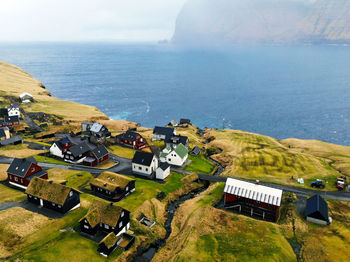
xmin=25 ymin=177 xmax=74 ymax=205
xmin=82 ymin=199 xmax=127 ymax=228
xmin=99 ymin=232 xmax=119 ymax=249
xmin=90 ymin=172 xmax=134 ymax=192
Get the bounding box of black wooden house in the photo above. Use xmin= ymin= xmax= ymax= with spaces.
xmin=80 ymin=200 xmax=130 ymax=236
xmin=25 ymin=177 xmax=80 ymax=213
xmin=90 ymin=172 xmax=135 ymax=201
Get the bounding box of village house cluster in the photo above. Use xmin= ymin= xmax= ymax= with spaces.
xmin=1 ymin=115 xmax=336 ymax=258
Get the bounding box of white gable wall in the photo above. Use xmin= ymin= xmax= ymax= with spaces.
xmin=50 ymin=143 xmax=64 ymax=158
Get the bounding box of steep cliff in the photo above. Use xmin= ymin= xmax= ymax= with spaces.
xmin=172 ymin=0 xmax=350 ymax=45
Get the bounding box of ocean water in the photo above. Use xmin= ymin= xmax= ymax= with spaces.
xmin=1 ymin=43 xmax=350 ymax=145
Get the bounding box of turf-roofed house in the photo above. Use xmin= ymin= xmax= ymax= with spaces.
xmin=80 ymin=199 xmax=130 ymax=236
xmin=7 ymin=157 xmax=48 ymax=189
xmin=224 ymin=178 xmax=283 ymax=222
xmin=98 ymin=232 xmax=135 ymax=257
xmin=25 ymin=177 xmax=81 ymax=213
xmin=90 ymin=172 xmax=136 ymax=201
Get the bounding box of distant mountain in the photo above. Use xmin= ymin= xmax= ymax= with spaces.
xmin=172 ymin=0 xmax=350 ymax=45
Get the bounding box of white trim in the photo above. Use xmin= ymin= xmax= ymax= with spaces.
xmin=9 ymin=181 xmax=27 ymax=190
xmin=69 ymin=203 xmax=81 ymax=211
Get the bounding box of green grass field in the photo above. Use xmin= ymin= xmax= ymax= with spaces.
xmin=184 ymin=154 xmax=215 ymax=174
xmin=47 ymin=169 xmax=94 ymax=190
xmin=34 ymin=155 xmax=69 ymax=165
xmin=108 ymin=145 xmax=136 ymax=159
xmin=20 ymin=231 xmax=122 ymax=262
xmin=0 ymin=184 xmax=26 ymax=204
xmin=111 ymin=172 xmax=184 ymax=212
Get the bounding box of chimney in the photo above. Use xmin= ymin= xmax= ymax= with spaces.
xmin=49 ymin=180 xmax=53 ymax=184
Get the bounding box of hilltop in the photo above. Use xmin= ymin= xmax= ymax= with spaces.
xmin=173 ymin=0 xmax=350 ymax=45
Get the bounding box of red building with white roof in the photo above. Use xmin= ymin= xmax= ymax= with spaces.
xmin=224 ymin=178 xmax=283 ymax=222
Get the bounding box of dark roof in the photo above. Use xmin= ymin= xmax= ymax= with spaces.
xmin=26 ymin=170 xmax=48 ymax=181
xmin=7 ymin=157 xmax=38 ymax=177
xmin=0 ymin=136 xmax=22 ymax=146
xmin=52 ymin=140 xmax=64 ymax=151
xmin=306 ymin=195 xmax=329 ymax=222
xmin=191 ymin=146 xmax=201 ymax=155
xmin=25 ymin=177 xmax=77 ymax=205
xmin=91 ymin=145 xmax=109 ymax=159
xmin=180 ymin=118 xmax=191 ymax=124
xmin=7 ymin=105 xmax=19 ymax=111
xmin=159 ymin=162 xmax=170 ymax=171
xmin=4 ymin=115 xmax=19 ymax=123
xmin=132 ymin=151 xmax=155 ymax=166
xmin=165 ymin=135 xmax=188 ymax=146
xmin=118 ymin=130 xmax=140 ymax=142
xmin=153 ymin=126 xmax=174 ymax=136
xmin=68 ymin=141 xmax=93 ymax=157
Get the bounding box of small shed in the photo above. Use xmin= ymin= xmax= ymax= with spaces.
xmin=180 ymin=118 xmax=191 ymax=125
xmin=168 ymin=120 xmax=178 ymax=127
xmin=190 ymin=146 xmax=201 ymax=156
xmin=156 ymin=163 xmax=171 ymax=180
xmin=305 ymin=195 xmax=331 ymax=225
xmin=98 ymin=232 xmax=119 ymax=257
xmin=0 ymin=136 xmax=23 ymax=147
xmin=19 ymin=93 xmax=34 ymax=103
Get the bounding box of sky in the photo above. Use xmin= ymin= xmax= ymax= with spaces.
xmin=0 ymin=0 xmax=187 ymax=42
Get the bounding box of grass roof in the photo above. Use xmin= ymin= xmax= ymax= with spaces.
xmin=82 ymin=199 xmax=128 ymax=228
xmin=90 ymin=172 xmax=134 ymax=192
xmin=25 ymin=177 xmax=74 ymax=205
xmin=99 ymin=232 xmax=119 ymax=249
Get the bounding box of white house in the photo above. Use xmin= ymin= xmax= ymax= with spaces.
xmin=19 ymin=93 xmax=34 ymax=103
xmin=49 ymin=141 xmax=64 ymax=158
xmin=156 ymin=163 xmax=171 ymax=180
xmin=132 ymin=151 xmax=158 ymax=177
xmin=7 ymin=105 xmax=20 ymax=117
xmin=160 ymin=143 xmax=188 ymax=167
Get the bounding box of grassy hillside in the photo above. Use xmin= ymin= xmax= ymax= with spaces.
xmin=205 ymin=129 xmax=347 ymax=190
xmin=153 ymin=184 xmax=350 ymax=262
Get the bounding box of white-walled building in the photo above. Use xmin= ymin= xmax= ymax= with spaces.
xmin=156 ymin=163 xmax=171 ymax=180
xmin=132 ymin=151 xmax=158 ymax=177
xmin=160 ymin=143 xmax=188 ymax=167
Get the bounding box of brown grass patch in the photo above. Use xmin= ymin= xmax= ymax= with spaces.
xmin=0 ymin=164 xmax=9 ymax=181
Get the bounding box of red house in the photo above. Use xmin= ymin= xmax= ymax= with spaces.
xmin=84 ymin=145 xmax=109 ymax=167
xmin=116 ymin=131 xmax=146 ymax=150
xmin=7 ymin=157 xmax=48 ymax=189
xmin=224 ymin=178 xmax=283 ymax=222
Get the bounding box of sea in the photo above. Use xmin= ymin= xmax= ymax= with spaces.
xmin=1 ymin=42 xmax=350 ymax=145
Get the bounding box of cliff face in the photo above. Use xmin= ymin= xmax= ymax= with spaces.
xmin=172 ymin=0 xmax=350 ymax=45
xmin=298 ymin=0 xmax=350 ymax=43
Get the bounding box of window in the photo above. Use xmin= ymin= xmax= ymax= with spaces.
xmin=121 ymin=211 xmax=124 ymax=218
xmin=15 ymin=177 xmax=18 ymax=182
xmin=29 ymin=195 xmax=32 ymax=198
xmin=145 ymin=168 xmax=148 ymax=172
xmin=126 ymin=186 xmax=128 ymax=191
xmin=31 ymin=168 xmax=35 ymax=172
xmin=69 ymin=191 xmax=73 ymax=197
xmin=70 ymin=156 xmax=74 ymax=160
xmin=105 ymin=224 xmax=109 ymax=229
xmin=34 ymin=197 xmax=37 ymax=200
xmin=58 ymin=205 xmax=62 ymax=208
xmin=139 ymin=166 xmax=142 ymax=170
xmin=52 ymin=203 xmax=56 ymax=206
xmin=133 ymin=165 xmax=136 ymax=169
xmin=9 ymin=175 xmax=12 ymax=179
xmin=119 ymin=221 xmax=123 ymax=228
xmin=84 ymin=225 xmax=89 ymax=229
xmin=168 ymin=158 xmax=171 ymax=162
